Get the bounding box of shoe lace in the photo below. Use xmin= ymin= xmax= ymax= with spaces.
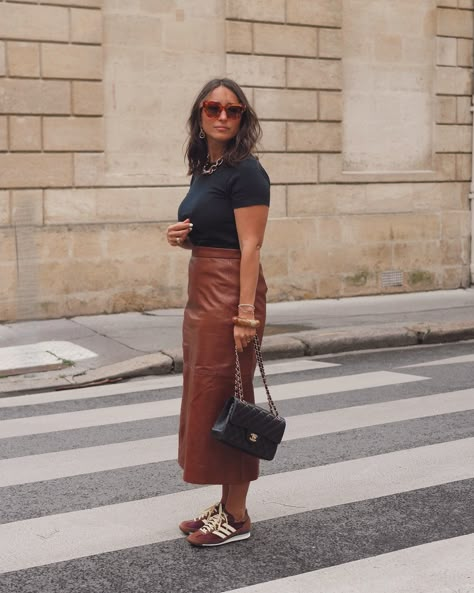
xmin=195 ymin=502 xmax=221 ymax=521
xmin=199 ymin=510 xmax=228 ymax=534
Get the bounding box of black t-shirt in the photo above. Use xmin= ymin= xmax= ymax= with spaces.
xmin=177 ymin=155 xmax=270 ymax=249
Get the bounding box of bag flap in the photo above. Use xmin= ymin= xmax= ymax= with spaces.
xmin=228 ymin=398 xmax=286 ymax=444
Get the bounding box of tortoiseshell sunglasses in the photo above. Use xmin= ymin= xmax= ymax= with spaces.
xmin=201 ymin=100 xmax=246 ymax=120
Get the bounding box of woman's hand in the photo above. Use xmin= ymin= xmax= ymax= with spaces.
xmin=234 ymin=324 xmax=256 ymax=353
xmin=234 ymin=307 xmax=257 ymax=353
xmin=167 ymin=218 xmax=193 ymax=247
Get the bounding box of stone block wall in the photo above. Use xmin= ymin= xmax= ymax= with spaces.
xmin=0 ymin=0 xmax=472 ymax=321
xmin=227 ymin=0 xmax=472 ymax=300
xmin=0 ymin=0 xmax=104 ymax=320
xmin=1 ymin=0 xmax=226 ymax=320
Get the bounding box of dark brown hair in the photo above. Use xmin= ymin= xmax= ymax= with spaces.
xmin=185 ymin=78 xmax=262 ymax=175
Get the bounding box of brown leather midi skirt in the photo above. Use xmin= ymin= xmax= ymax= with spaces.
xmin=178 ymin=246 xmax=267 ymax=485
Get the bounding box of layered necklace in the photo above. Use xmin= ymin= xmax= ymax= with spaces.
xmin=202 ymin=154 xmax=224 ymax=175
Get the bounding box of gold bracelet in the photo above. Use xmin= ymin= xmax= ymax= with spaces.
xmin=232 ymin=316 xmax=260 ymax=328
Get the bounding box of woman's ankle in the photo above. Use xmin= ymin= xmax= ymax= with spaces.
xmin=225 ymin=506 xmax=246 ymax=522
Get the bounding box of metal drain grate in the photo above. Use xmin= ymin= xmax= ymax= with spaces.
xmin=380 ymin=270 xmax=403 ymax=287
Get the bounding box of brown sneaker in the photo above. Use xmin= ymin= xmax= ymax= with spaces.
xmin=186 ymin=509 xmax=251 ymax=547
xmin=178 ymin=502 xmax=223 ymax=535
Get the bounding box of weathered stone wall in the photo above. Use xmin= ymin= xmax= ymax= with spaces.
xmin=1 ymin=0 xmax=226 ymax=319
xmin=0 ymin=0 xmax=104 ymax=320
xmin=227 ymin=0 xmax=472 ymax=300
xmin=0 ymin=0 xmax=472 ymax=321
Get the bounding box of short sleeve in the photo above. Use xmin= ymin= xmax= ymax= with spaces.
xmin=228 ymin=157 xmax=270 ymax=209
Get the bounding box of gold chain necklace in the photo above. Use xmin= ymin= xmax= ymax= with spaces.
xmin=202 ymin=155 xmax=224 ymax=175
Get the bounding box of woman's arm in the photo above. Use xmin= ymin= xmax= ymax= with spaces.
xmin=234 ymin=204 xmax=269 ymax=352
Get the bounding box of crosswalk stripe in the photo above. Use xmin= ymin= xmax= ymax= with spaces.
xmin=0 ymin=371 xmax=427 ymax=438
xmin=0 ymin=376 xmax=184 ymax=407
xmin=0 ymin=359 xmax=338 ymax=409
xmin=265 ymin=371 xmax=426 ymax=400
xmin=1 ymin=388 xmax=473 ymax=487
xmin=222 ymin=533 xmax=474 ymax=593
xmin=284 ymin=387 xmax=474 ymax=440
xmin=0 ymin=434 xmax=178 ymax=487
xmin=262 ymin=358 xmax=339 ymax=373
xmin=400 ymin=353 xmax=474 ymax=368
xmin=0 ymin=437 xmax=472 ymax=574
xmin=0 ymin=398 xmax=179 ymax=439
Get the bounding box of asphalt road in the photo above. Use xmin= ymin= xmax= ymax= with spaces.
xmin=0 ymin=341 xmax=473 ymax=592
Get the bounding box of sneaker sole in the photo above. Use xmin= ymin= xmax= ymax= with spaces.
xmin=190 ymin=531 xmax=251 ymax=547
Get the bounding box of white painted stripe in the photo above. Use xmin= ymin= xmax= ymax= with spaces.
xmin=223 ymin=533 xmax=474 ymax=593
xmin=401 ymin=353 xmax=474 ymax=368
xmin=2 ymin=388 xmax=472 ymax=487
xmin=262 ymin=359 xmax=339 ymax=374
xmin=0 ymin=437 xmax=472 ymax=573
xmin=31 ymin=341 xmax=97 ymax=362
xmin=0 ymin=350 xmax=59 ymax=372
xmin=0 ymin=435 xmax=178 ymax=487
xmin=0 ymin=359 xmax=337 ymax=409
xmin=284 ymin=387 xmax=474 ymax=441
xmin=0 ymin=399 xmax=180 ymax=439
xmin=0 ymin=372 xmax=427 ymax=439
xmin=0 ymin=376 xmax=184 ymax=408
xmin=0 ymin=341 xmax=96 ymax=373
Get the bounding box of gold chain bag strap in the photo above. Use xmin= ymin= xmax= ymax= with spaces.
xmin=211 ymin=335 xmax=286 ymax=460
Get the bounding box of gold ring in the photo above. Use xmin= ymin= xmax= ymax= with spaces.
xmin=176 ymin=238 xmax=181 ymax=244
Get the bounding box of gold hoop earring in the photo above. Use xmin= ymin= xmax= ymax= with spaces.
xmin=199 ymin=127 xmax=205 ymax=139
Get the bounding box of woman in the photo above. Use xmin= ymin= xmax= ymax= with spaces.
xmin=166 ymin=78 xmax=270 ymax=547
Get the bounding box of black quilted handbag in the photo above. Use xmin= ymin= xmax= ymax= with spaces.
xmin=211 ymin=336 xmax=286 ymax=460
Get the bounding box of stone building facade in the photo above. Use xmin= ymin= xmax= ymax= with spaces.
xmin=0 ymin=0 xmax=472 ymax=321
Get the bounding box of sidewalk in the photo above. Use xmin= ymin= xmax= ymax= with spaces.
xmin=1 ymin=288 xmax=473 ymax=396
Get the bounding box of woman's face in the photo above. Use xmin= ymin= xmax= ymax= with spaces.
xmin=200 ymin=86 xmax=243 ymax=148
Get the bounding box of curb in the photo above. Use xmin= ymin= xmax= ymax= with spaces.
xmin=1 ymin=320 xmax=474 ymax=396
xmin=271 ymin=324 xmax=418 ymax=357
xmin=73 ymin=352 xmax=173 ymax=385
xmin=279 ymin=321 xmax=474 ymax=356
